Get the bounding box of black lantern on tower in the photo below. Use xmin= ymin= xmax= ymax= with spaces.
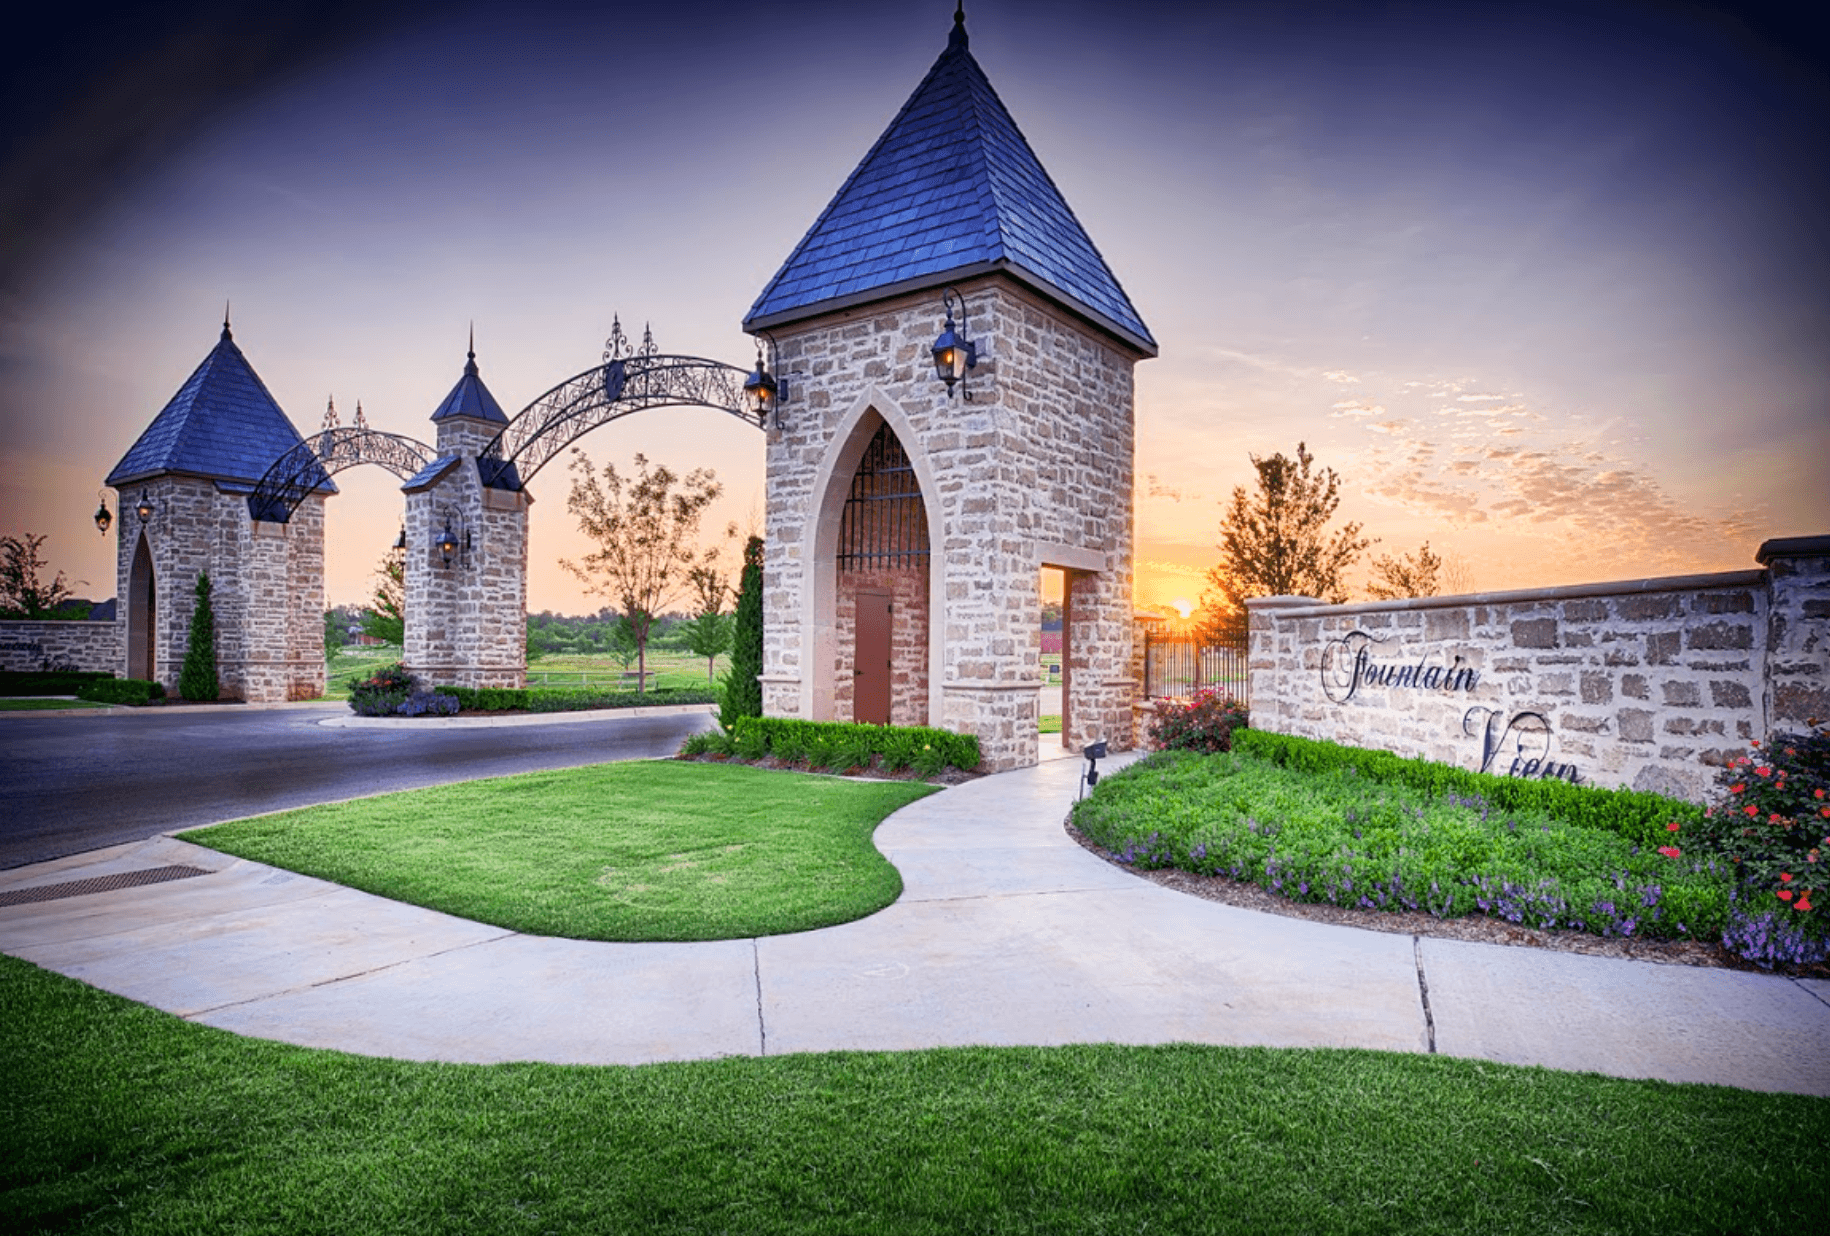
xmin=931 ymin=287 xmax=977 ymax=401
xmin=743 ymin=332 xmax=782 ymax=428
xmin=93 ymin=490 xmax=112 ymax=536
xmin=135 ymin=489 xmax=155 ymax=524
xmin=437 ymin=519 xmax=461 ymax=568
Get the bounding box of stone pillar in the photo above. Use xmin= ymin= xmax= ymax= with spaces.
xmin=1759 ymin=535 xmax=1830 ymax=731
xmin=403 ymin=418 xmax=529 ymax=689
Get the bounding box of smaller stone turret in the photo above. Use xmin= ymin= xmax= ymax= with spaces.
xmin=402 ymin=333 xmax=530 ymax=688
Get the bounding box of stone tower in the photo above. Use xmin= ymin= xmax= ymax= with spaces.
xmin=104 ymin=318 xmax=328 ymax=701
xmin=744 ymin=10 xmax=1156 ymax=771
xmin=401 ymin=339 xmax=530 ymax=688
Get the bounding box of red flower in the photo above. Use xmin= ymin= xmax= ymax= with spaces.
xmin=1799 ymin=898 xmax=1815 ymax=913
xmin=1666 ymin=821 xmax=1681 ymax=832
xmin=1729 ymin=783 xmax=1746 ymax=795
xmin=1771 ymin=813 xmax=1785 ymax=824
xmin=1657 ymin=845 xmax=1682 ymax=859
xmin=1816 ymin=789 xmax=1825 ymax=799
xmin=1781 ymin=872 xmax=1793 ymax=882
xmin=1746 ymin=804 xmax=1760 ymax=817
xmin=1756 ymin=766 xmax=1772 ymax=777
xmin=1778 ymin=890 xmax=1794 ymax=901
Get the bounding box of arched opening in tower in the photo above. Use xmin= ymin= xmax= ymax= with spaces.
xmin=835 ymin=421 xmax=930 ymax=726
xmin=127 ymin=533 xmax=156 ymax=681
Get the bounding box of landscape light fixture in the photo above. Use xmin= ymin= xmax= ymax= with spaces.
xmin=743 ymin=332 xmax=783 ymax=428
xmin=135 ymin=489 xmax=155 ymax=524
xmin=931 ymin=286 xmax=977 ymax=401
xmin=93 ymin=490 xmax=112 ymax=536
xmin=393 ymin=526 xmax=407 ymax=551
xmin=1079 ymin=739 xmax=1108 ymax=802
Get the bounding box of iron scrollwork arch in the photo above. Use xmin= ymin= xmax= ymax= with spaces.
xmin=248 ymin=428 xmax=437 ymax=523
xmin=478 ymin=325 xmax=763 ymax=491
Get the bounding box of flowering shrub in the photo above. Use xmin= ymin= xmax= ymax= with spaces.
xmin=1685 ymin=727 xmax=1830 ymax=957
xmin=397 ymin=689 xmax=459 ymax=717
xmin=348 ymin=662 xmax=415 ymax=716
xmin=1147 ymin=690 xmax=1249 ymax=754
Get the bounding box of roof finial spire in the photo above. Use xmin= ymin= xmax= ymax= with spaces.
xmin=465 ymin=322 xmax=479 ymax=376
xmin=950 ymin=2 xmax=968 ymax=48
xmin=221 ymin=300 xmax=232 ymax=341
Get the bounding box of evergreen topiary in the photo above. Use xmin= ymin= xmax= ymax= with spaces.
xmin=718 ymin=535 xmax=764 ymax=730
xmin=179 ymin=572 xmax=218 ymax=701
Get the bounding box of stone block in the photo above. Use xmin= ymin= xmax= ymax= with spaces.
xmin=1511 ymin=618 xmax=1557 ymax=648
xmin=1709 ymin=680 xmax=1752 ymax=709
xmin=1661 ymin=680 xmax=1702 ymax=707
xmin=1617 ymin=708 xmax=1655 ymax=744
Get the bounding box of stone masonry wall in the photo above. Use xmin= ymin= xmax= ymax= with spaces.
xmin=760 ymin=276 xmax=1141 ymax=771
xmin=835 ymin=565 xmax=930 ymax=726
xmin=1246 ymin=542 xmax=1830 ymax=802
xmin=404 ymin=419 xmax=529 ymax=690
xmin=111 ymin=477 xmax=325 ymax=701
xmin=0 ymin=620 xmax=123 ymax=673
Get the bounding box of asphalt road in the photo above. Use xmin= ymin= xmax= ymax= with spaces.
xmin=0 ymin=705 xmax=715 ymax=869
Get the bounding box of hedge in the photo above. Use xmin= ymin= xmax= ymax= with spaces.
xmin=1230 ymin=729 xmax=1703 ymax=848
xmin=435 ymin=685 xmax=720 ymax=713
xmin=729 ymin=717 xmax=980 ymax=774
xmin=0 ymin=670 xmax=114 ymax=697
xmin=73 ymin=677 xmax=166 ymax=706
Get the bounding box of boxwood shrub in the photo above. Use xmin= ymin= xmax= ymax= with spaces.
xmin=435 ymin=684 xmax=719 ymax=713
xmin=74 ymin=677 xmax=166 ymax=706
xmin=1231 ymin=729 xmax=1702 ymax=849
xmin=729 ymin=717 xmax=979 ymax=774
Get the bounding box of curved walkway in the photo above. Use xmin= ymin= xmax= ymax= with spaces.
xmin=2 ymin=755 xmax=1828 ymax=1095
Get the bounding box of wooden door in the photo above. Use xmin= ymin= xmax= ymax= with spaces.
xmin=854 ymin=589 xmax=892 ymax=724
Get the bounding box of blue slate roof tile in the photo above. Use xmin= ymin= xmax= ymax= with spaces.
xmin=429 ymin=345 xmax=508 ymax=424
xmin=744 ymin=13 xmax=1154 ymax=353
xmin=106 ymin=324 xmax=332 ymax=491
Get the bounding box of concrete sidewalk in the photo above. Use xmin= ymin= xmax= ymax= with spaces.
xmin=3 ymin=755 xmax=1828 ymax=1094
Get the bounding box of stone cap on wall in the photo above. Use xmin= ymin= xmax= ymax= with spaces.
xmin=1756 ymin=534 xmax=1830 ymax=563
xmin=1245 ymin=570 xmax=1769 ymax=620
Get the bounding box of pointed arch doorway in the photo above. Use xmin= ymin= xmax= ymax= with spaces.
xmin=127 ymin=533 xmax=155 ymax=681
xmin=810 ymin=412 xmax=937 ymax=727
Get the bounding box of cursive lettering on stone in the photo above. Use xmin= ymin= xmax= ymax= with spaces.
xmin=1462 ymin=707 xmax=1580 ymax=784
xmin=1320 ymin=630 xmax=1480 ymax=705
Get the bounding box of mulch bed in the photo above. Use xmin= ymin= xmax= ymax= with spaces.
xmin=1063 ymin=816 xmax=1830 ymax=980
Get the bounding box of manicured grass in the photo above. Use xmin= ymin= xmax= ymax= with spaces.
xmin=4 ymin=954 xmax=1826 ymax=1235
xmin=527 ymin=649 xmax=728 ymax=691
xmin=1038 ymin=713 xmax=1061 ymax=734
xmin=0 ymin=697 xmax=107 ymax=710
xmin=325 ymin=645 xmax=400 ymax=699
xmin=1074 ymin=750 xmax=1731 ymax=941
xmin=184 ymin=762 xmax=935 ymax=941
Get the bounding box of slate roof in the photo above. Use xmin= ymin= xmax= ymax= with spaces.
xmin=744 ymin=12 xmax=1155 ymax=354
xmin=430 ymin=345 xmax=509 ymax=424
xmin=106 ymin=323 xmax=330 ymax=489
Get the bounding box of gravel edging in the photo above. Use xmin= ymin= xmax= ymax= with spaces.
xmin=1063 ymin=815 xmax=1830 ymax=979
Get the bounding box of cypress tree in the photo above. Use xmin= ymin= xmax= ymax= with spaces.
xmin=179 ymin=572 xmax=219 ymax=701
xmin=718 ymin=536 xmax=764 ymax=730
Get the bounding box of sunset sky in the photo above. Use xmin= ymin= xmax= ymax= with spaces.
xmin=3 ymin=0 xmax=1824 ymax=617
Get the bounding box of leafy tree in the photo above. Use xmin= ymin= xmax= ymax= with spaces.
xmin=719 ymin=535 xmax=764 ymax=729
xmin=1366 ymin=541 xmax=1444 ymax=601
xmin=679 ymin=561 xmax=732 ymax=681
xmin=607 ymin=611 xmax=644 ymax=674
xmin=361 ymin=543 xmax=405 ymax=646
xmin=323 ymin=609 xmax=349 ymax=658
xmin=561 ymin=451 xmax=722 ymax=695
xmin=0 ymin=533 xmax=76 ymax=618
xmin=1198 ymin=442 xmax=1370 ymax=636
xmin=179 ymin=572 xmax=218 ymax=701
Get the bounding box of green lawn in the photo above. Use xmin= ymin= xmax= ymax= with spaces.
xmin=4 ymin=953 xmax=1825 ymax=1235
xmin=184 ymin=762 xmax=935 ymax=942
xmin=325 ymin=647 xmax=727 ymax=700
xmin=0 ymin=697 xmax=107 ymax=711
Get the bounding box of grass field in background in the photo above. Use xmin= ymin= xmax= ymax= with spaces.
xmin=324 ymin=646 xmax=726 ymax=700
xmin=4 ymin=952 xmax=1824 ymax=1235
xmin=185 ymin=761 xmax=934 ymax=942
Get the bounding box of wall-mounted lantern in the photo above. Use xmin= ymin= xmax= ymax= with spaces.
xmin=393 ymin=525 xmax=407 ymax=551
xmin=93 ymin=490 xmax=112 ymax=536
xmin=931 ymin=286 xmax=978 ymax=402
xmin=744 ymin=331 xmax=787 ymax=430
xmin=436 ymin=512 xmax=471 ymax=570
xmin=135 ymin=489 xmax=155 ymax=524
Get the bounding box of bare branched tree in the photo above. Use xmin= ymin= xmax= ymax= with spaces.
xmin=561 ymin=451 xmax=722 ymax=693
xmin=0 ymin=533 xmax=76 ymax=618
